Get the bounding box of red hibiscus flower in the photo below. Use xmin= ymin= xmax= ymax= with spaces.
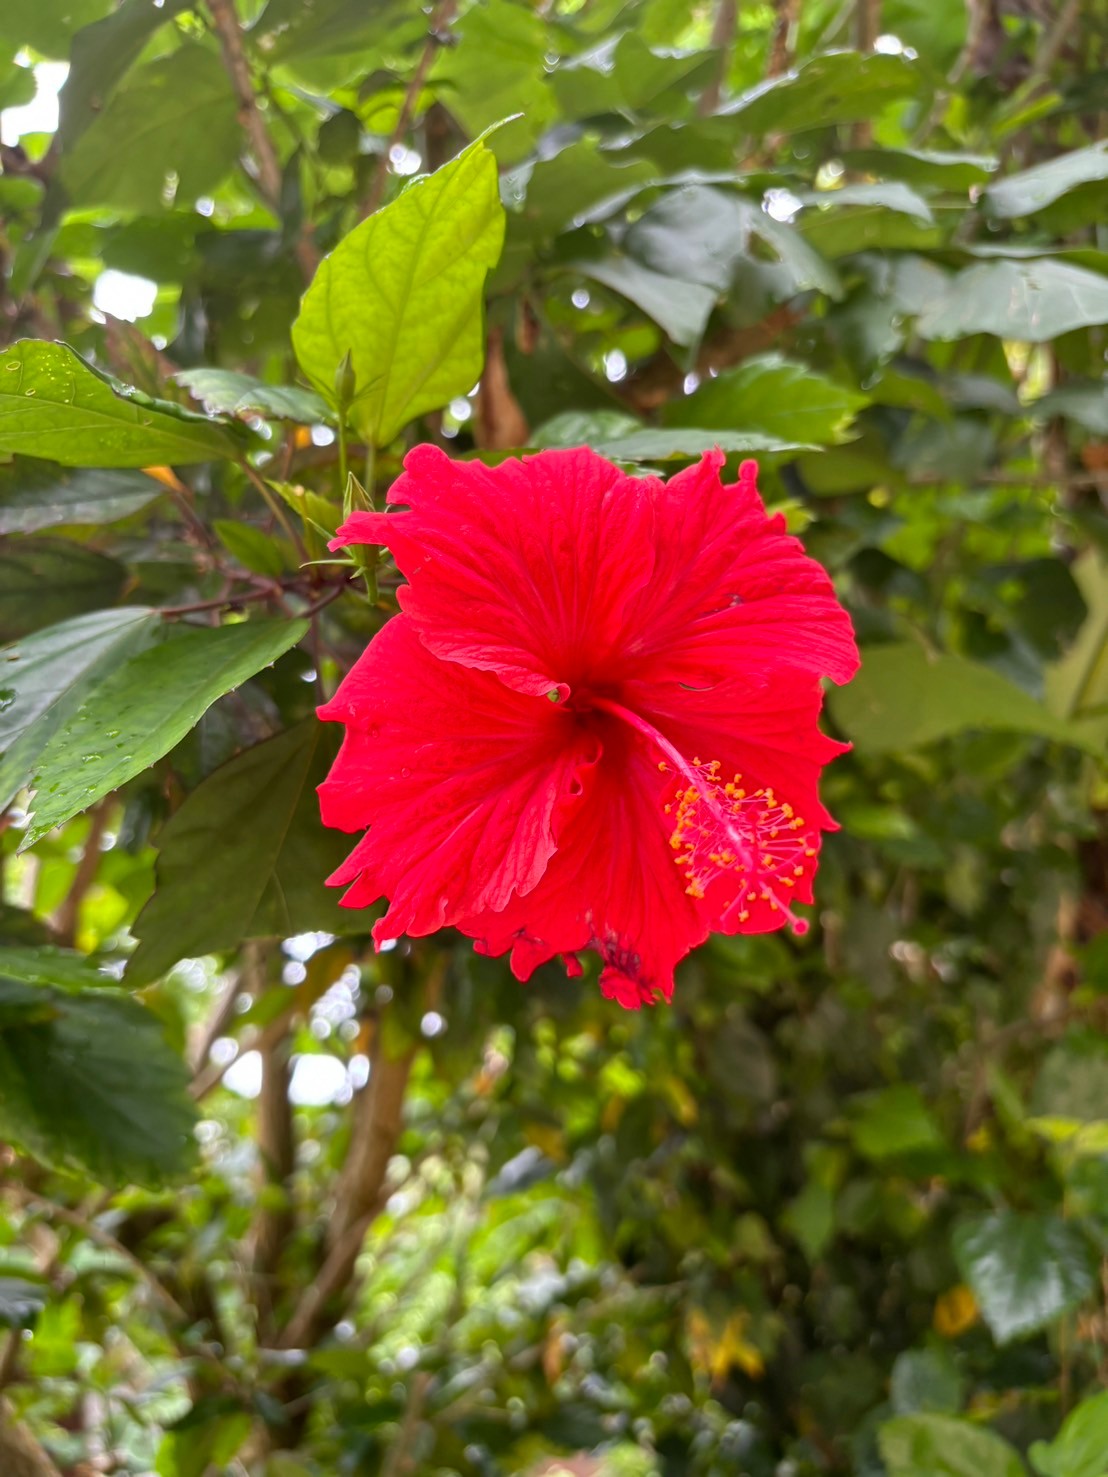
xmin=317 ymin=445 xmax=858 ymax=1009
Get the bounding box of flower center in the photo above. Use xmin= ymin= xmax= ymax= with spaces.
xmin=589 ymin=696 xmax=815 ymax=936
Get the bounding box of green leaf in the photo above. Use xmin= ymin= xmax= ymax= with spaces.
xmin=176 ymin=369 xmax=334 ymax=426
xmin=841 ymin=146 xmax=997 ymax=189
xmin=665 ymin=355 xmax=869 ymax=445
xmin=1032 ymin=383 xmax=1108 ymax=435
xmin=60 ymin=44 xmax=240 ymax=212
xmin=879 ymin=1415 xmax=1025 ymax=1477
xmin=0 ymin=538 xmax=129 ymax=641
xmin=430 ymin=0 xmax=552 ymax=160
xmin=593 ymin=429 xmax=813 ymax=462
xmin=213 ymin=520 xmax=289 ymax=577
xmin=0 ymin=607 xmax=158 ymax=812
xmin=0 ymin=1277 xmax=47 ymax=1328
xmin=851 ymin=1086 xmax=945 ymax=1160
xmin=1032 ymin=1036 xmax=1108 ymax=1125
xmin=156 ymin=1398 xmax=252 ymax=1477
xmin=800 ymin=182 xmax=935 ymax=223
xmin=622 ymin=184 xmax=842 ymax=300
xmin=54 ymin=0 xmax=193 ymax=155
xmin=1030 ymin=1392 xmax=1108 ymax=1477
xmin=23 ymin=618 xmax=308 ymax=847
xmin=0 ymin=947 xmax=196 ymax=1185
xmin=916 ymin=261 xmax=1108 ymax=343
xmin=0 ymin=341 xmax=241 ymax=467
xmin=0 ymin=457 xmax=162 ymax=533
xmin=986 ymin=142 xmax=1108 ymax=219
xmin=0 ymin=0 xmax=113 ymax=58
xmin=573 ymin=256 xmax=717 ymax=348
xmin=953 ymin=1212 xmax=1096 ymax=1344
xmin=292 ymin=133 xmax=505 ymax=448
xmin=720 ymin=52 xmax=922 ymax=134
xmin=829 ymin=643 xmax=1105 ymax=755
xmin=127 ymin=721 xmax=359 ymax=986
xmin=1046 ymin=552 xmax=1108 ymax=720
xmin=890 ymin=1349 xmax=965 ymax=1416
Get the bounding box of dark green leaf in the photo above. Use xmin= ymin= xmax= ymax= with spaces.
xmin=890 ymin=1349 xmax=965 ymax=1416
xmin=23 ymin=618 xmax=309 ymax=846
xmin=61 ymin=45 xmax=240 ymax=211
xmin=1032 ymin=383 xmax=1108 ymax=435
xmin=0 ymin=538 xmax=129 ymax=641
xmin=917 ymin=261 xmax=1108 ymax=342
xmin=953 ymin=1211 xmax=1096 ymax=1344
xmin=841 ymin=147 xmax=997 ymax=189
xmin=0 ymin=947 xmax=196 ymax=1185
xmin=986 ymin=142 xmax=1108 ymax=219
xmin=666 ymin=355 xmax=869 ymax=444
xmin=54 ymin=0 xmax=193 ymax=154
xmin=830 ymin=643 xmax=1106 ymax=755
xmin=573 ymin=256 xmax=717 ymax=348
xmin=594 ymin=429 xmax=812 ymax=462
xmin=0 ymin=341 xmax=240 ymax=467
xmin=851 ymin=1086 xmax=945 ymax=1160
xmin=0 ymin=1277 xmax=47 ymax=1328
xmin=0 ymin=457 xmax=161 ymax=533
xmin=720 ymin=52 xmax=922 ymax=134
xmin=128 ymin=722 xmax=359 ymax=986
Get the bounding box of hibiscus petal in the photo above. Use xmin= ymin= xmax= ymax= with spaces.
xmin=317 ymin=617 xmax=598 ymax=937
xmin=621 ymin=453 xmax=859 ymax=690
xmin=461 ymin=723 xmax=707 ymax=1008
xmin=330 ymin=444 xmax=657 ymax=699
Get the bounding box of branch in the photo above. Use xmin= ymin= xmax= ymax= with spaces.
xmin=205 ymin=0 xmax=319 ymax=278
xmin=206 ymin=0 xmax=282 ymax=208
xmin=697 ymin=0 xmax=739 ymax=115
xmin=249 ymin=947 xmax=296 ymax=1341
xmin=0 ymin=1404 xmax=64 ymax=1477
xmin=766 ymin=0 xmax=800 ymax=78
xmin=49 ymin=798 xmax=112 ymax=946
xmin=277 ymin=1036 xmax=416 ymax=1349
xmin=361 ymin=0 xmax=457 ymax=219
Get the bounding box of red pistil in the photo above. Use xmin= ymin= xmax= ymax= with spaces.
xmin=590 ymin=695 xmax=814 ymax=935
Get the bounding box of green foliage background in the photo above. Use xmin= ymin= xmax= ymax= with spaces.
xmin=1 ymin=0 xmax=1108 ymax=1473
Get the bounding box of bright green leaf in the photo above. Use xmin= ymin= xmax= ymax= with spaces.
xmin=292 ymin=133 xmax=505 ymax=447
xmin=879 ymin=1415 xmax=1025 ymax=1477
xmin=0 ymin=341 xmax=241 ymax=467
xmin=1046 ymin=552 xmax=1108 ymax=721
xmin=1030 ymin=1391 xmax=1108 ymax=1477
